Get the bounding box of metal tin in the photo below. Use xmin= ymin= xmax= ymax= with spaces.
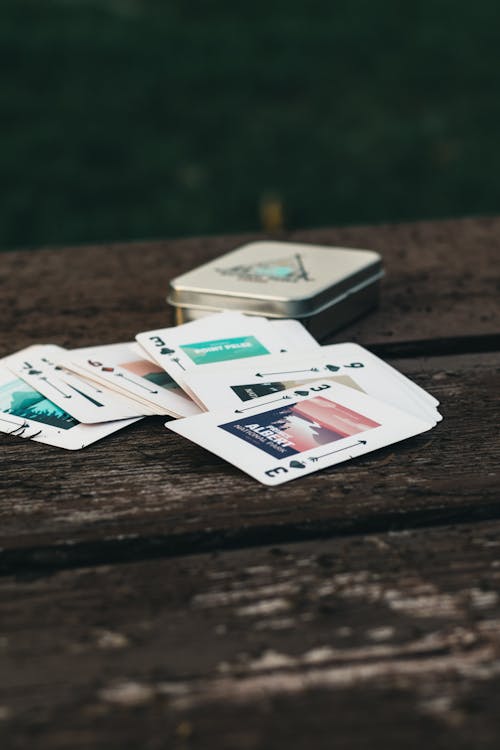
xmin=168 ymin=241 xmax=384 ymax=339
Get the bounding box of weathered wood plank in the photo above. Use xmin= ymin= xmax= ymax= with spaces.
xmin=0 ymin=351 xmax=499 ymax=570
xmin=2 ymin=520 xmax=500 ymax=749
xmin=0 ymin=217 xmax=498 ymax=359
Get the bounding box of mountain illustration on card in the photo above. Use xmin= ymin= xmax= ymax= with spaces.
xmin=220 ymin=396 xmax=379 ymax=460
xmin=216 ymin=253 xmax=311 ymax=283
xmin=0 ymin=380 xmax=78 ymax=430
xmin=10 ymin=390 xmax=41 ymax=414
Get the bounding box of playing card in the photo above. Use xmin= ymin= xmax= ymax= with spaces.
xmin=183 ymin=345 xmax=440 ymax=423
xmin=4 ymin=345 xmax=154 ymax=423
xmin=58 ymin=360 xmax=167 ymax=416
xmin=166 ymin=379 xmax=435 ymax=485
xmin=135 ymin=312 xmax=296 ymax=388
xmin=365 ymin=350 xmax=440 ymax=408
xmin=0 ymin=364 xmax=141 ymax=449
xmin=61 ymin=342 xmax=201 ymax=418
xmin=321 ymin=343 xmax=440 ymax=417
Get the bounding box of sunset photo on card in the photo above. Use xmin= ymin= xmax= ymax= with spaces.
xmin=220 ymin=396 xmax=381 ymax=460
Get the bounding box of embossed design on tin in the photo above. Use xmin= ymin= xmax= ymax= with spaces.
xmin=216 ymin=254 xmax=312 ymax=284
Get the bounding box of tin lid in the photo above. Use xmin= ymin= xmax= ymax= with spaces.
xmin=168 ymin=241 xmax=383 ymax=318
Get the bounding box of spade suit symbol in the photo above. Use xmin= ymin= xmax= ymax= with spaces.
xmin=160 ymin=347 xmax=175 ymax=355
xmin=289 ymin=460 xmax=306 ymax=469
xmin=325 ymin=364 xmax=340 ymax=372
xmin=294 ymin=390 xmax=309 ymax=397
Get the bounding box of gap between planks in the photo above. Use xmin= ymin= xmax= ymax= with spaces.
xmin=2 ymin=501 xmax=500 ymax=580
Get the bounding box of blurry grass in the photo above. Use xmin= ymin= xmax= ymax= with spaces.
xmin=1 ymin=0 xmax=500 ymax=249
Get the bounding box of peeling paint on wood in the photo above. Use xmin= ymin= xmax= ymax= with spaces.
xmin=2 ymin=521 xmax=500 ymax=748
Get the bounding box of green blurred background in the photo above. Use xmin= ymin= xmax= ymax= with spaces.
xmin=1 ymin=0 xmax=500 ymax=251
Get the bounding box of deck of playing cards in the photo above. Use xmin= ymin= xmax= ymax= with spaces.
xmin=1 ymin=312 xmax=441 ymax=484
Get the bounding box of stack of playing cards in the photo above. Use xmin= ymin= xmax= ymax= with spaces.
xmin=0 ymin=312 xmax=441 ymax=485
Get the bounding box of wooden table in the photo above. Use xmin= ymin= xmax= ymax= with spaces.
xmin=1 ymin=218 xmax=500 ymax=749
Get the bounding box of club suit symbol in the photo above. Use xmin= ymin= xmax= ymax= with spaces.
xmin=325 ymin=364 xmax=340 ymax=372
xmin=160 ymin=347 xmax=175 ymax=356
xmin=294 ymin=390 xmax=309 ymax=397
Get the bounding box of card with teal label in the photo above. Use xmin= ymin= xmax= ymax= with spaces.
xmin=136 ymin=312 xmax=289 ymax=390
xmin=180 ymin=336 xmax=269 ymax=365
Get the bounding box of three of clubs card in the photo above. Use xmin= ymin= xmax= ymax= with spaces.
xmin=135 ymin=312 xmax=321 ymax=391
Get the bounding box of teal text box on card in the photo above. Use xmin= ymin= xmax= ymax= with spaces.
xmin=180 ymin=336 xmax=269 ymax=365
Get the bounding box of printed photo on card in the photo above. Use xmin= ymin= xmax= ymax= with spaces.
xmin=221 ymin=394 xmax=381 ymax=459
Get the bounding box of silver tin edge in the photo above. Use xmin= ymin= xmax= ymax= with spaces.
xmin=167 ymin=270 xmax=384 ymax=320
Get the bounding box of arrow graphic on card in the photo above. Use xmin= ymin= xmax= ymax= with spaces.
xmin=66 ymin=372 xmax=104 ymax=393
xmin=39 ymin=376 xmax=72 ymax=399
xmin=234 ymin=395 xmax=293 ymax=413
xmin=65 ymin=384 xmax=104 ymax=407
xmin=0 ymin=415 xmax=29 ymax=430
xmin=41 ymin=358 xmax=106 ymax=397
xmin=255 ymin=367 xmax=320 ymax=378
xmin=171 ymin=357 xmax=186 ymax=371
xmin=308 ymin=439 xmax=367 ymax=462
xmin=115 ymin=372 xmax=159 ymax=394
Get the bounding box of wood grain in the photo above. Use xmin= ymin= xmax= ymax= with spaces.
xmin=0 ymin=217 xmax=499 ymax=360
xmin=0 ymin=351 xmax=498 ymax=572
xmin=2 ymin=520 xmax=500 ymax=749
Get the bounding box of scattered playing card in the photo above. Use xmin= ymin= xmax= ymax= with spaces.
xmin=4 ymin=345 xmax=154 ymax=423
xmin=166 ymin=379 xmax=435 ymax=485
xmin=182 ymin=345 xmax=441 ymax=424
xmin=61 ymin=342 xmax=201 ymax=418
xmin=321 ymin=344 xmax=441 ymax=421
xmin=0 ymin=363 xmax=141 ymax=450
